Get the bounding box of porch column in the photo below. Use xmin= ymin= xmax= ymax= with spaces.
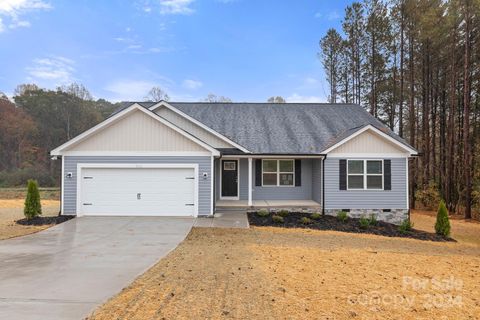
xmin=248 ymin=157 xmax=253 ymax=206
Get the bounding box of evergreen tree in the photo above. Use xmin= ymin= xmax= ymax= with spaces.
xmin=24 ymin=179 xmax=42 ymax=219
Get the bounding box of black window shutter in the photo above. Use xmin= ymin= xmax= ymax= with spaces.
xmin=255 ymin=159 xmax=262 ymax=186
xmin=295 ymin=159 xmax=301 ymax=186
xmin=384 ymin=160 xmax=391 ymax=190
xmin=339 ymin=159 xmax=347 ymax=190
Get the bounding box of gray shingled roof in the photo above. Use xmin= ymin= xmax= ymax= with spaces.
xmin=119 ymin=102 xmax=415 ymax=154
xmin=168 ymin=102 xmax=414 ymax=154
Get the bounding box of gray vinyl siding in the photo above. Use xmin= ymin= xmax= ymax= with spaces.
xmin=63 ymin=156 xmax=212 ymax=216
xmin=215 ymin=158 xmax=315 ymax=201
xmin=239 ymin=159 xmax=249 ymax=200
xmin=311 ymin=159 xmax=322 ymax=203
xmin=324 ymin=157 xmax=407 ymax=209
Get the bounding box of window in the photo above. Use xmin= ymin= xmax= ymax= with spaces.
xmin=347 ymin=160 xmax=383 ymax=190
xmin=262 ymin=159 xmax=294 ymax=186
xmin=223 ymin=161 xmax=236 ymax=171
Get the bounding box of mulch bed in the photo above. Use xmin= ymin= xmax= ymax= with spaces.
xmin=248 ymin=212 xmax=454 ymax=242
xmin=16 ymin=215 xmax=74 ymax=226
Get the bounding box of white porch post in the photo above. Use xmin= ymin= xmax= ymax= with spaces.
xmin=248 ymin=157 xmax=253 ymax=206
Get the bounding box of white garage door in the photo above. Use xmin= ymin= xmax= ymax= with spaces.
xmin=79 ymin=167 xmax=196 ymax=216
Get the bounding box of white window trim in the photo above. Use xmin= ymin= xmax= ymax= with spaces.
xmin=261 ymin=159 xmax=295 ymax=187
xmin=346 ymin=159 xmax=384 ymax=191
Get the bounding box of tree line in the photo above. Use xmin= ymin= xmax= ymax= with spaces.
xmin=319 ymin=0 xmax=480 ymax=218
xmin=0 ymin=82 xmax=257 ymax=188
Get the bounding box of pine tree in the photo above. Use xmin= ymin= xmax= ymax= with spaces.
xmin=24 ymin=179 xmax=42 ymax=219
xmin=319 ymin=29 xmax=344 ymax=103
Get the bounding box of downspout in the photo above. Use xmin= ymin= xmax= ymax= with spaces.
xmin=322 ymin=154 xmax=326 ymax=215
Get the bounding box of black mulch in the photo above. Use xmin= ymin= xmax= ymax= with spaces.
xmin=16 ymin=215 xmax=75 ymax=226
xmin=247 ymin=212 xmax=454 ymax=242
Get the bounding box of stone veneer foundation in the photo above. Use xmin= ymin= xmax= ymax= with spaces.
xmin=324 ymin=209 xmax=409 ymax=225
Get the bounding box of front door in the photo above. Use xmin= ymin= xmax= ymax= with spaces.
xmin=221 ymin=160 xmax=238 ymax=198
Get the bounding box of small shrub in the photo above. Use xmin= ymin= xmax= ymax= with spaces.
xmin=272 ymin=215 xmax=284 ymax=223
xmin=24 ymin=179 xmax=42 ymax=219
xmin=415 ymin=181 xmax=441 ymax=210
xmin=277 ymin=209 xmax=289 ymax=217
xmin=256 ymin=209 xmax=269 ymax=217
xmin=473 ymin=190 xmax=480 ymax=210
xmin=359 ymin=216 xmax=370 ymax=229
xmin=337 ymin=211 xmax=348 ymax=223
xmin=398 ymin=219 xmax=414 ymax=234
xmin=369 ymin=214 xmax=378 ymax=226
xmin=300 ymin=217 xmax=312 ymax=225
xmin=310 ymin=212 xmax=322 ymax=220
xmin=435 ymin=200 xmax=451 ymax=237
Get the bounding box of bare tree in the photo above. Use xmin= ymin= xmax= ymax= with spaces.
xmin=267 ymin=96 xmax=286 ymax=103
xmin=203 ymin=93 xmax=232 ymax=102
xmin=145 ymin=87 xmax=170 ymax=102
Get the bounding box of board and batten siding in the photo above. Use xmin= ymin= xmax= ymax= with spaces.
xmin=65 ymin=109 xmax=207 ymax=152
xmin=155 ymin=107 xmax=233 ymax=148
xmin=324 ymin=157 xmax=407 ymax=209
xmin=328 ymin=129 xmax=409 ymax=155
xmin=63 ymin=156 xmax=212 ymax=215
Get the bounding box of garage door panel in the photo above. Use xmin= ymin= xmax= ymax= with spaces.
xmin=80 ymin=167 xmax=196 ymax=216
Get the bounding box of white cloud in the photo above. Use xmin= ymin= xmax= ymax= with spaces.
xmin=327 ymin=11 xmax=340 ymax=21
xmin=159 ymin=0 xmax=195 ymax=15
xmin=314 ymin=10 xmax=340 ymax=21
xmin=0 ymin=0 xmax=51 ymax=32
xmin=182 ymin=79 xmax=202 ymax=90
xmin=104 ymin=80 xmax=158 ymax=101
xmin=286 ymin=93 xmax=325 ymax=103
xmin=26 ymin=56 xmax=75 ymax=84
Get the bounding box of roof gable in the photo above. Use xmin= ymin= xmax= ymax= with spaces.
xmin=325 ymin=126 xmax=413 ymax=156
xmin=51 ymin=104 xmax=219 ymax=156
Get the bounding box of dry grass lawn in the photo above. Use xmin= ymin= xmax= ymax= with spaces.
xmin=90 ymin=211 xmax=480 ymax=320
xmin=0 ymin=199 xmax=60 ymax=240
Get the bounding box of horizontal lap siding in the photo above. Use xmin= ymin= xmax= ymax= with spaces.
xmin=63 ymin=156 xmax=212 ymax=215
xmin=251 ymin=159 xmax=313 ymax=200
xmin=324 ymin=157 xmax=407 ymax=209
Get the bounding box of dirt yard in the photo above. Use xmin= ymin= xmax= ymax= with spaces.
xmin=89 ymin=211 xmax=480 ymax=320
xmin=0 ymin=199 xmax=60 ymax=240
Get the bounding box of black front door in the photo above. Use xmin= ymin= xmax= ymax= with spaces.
xmin=221 ymin=160 xmax=238 ymax=197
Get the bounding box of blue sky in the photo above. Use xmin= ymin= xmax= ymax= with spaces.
xmin=0 ymin=0 xmax=350 ymax=102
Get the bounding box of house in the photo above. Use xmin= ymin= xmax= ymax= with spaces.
xmin=51 ymin=101 xmax=418 ymax=224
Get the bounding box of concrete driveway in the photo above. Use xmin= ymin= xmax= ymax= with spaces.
xmin=0 ymin=216 xmax=193 ymax=320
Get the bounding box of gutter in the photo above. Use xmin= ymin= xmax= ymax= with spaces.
xmin=322 ymin=154 xmax=326 ymax=215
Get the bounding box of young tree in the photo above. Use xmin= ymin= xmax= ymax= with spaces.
xmin=435 ymin=200 xmax=451 ymax=237
xmin=24 ymin=179 xmax=42 ymax=219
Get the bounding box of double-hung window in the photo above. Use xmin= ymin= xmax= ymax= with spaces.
xmin=262 ymin=159 xmax=294 ymax=186
xmin=347 ymin=159 xmax=383 ymax=190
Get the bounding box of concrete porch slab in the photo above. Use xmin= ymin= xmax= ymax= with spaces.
xmin=194 ymin=211 xmax=249 ymax=229
xmin=216 ymin=199 xmax=321 ymax=208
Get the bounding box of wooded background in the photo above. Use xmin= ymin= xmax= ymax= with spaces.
xmin=1 ymin=0 xmax=479 ymax=218
xmin=319 ymin=0 xmax=480 ymax=218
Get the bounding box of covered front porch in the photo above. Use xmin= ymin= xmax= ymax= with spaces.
xmin=215 ymin=156 xmax=323 ymax=212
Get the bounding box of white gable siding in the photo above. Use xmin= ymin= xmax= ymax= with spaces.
xmin=155 ymin=107 xmax=233 ymax=148
xmin=328 ymin=130 xmax=408 ymax=155
xmin=65 ymin=109 xmax=207 ymax=152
